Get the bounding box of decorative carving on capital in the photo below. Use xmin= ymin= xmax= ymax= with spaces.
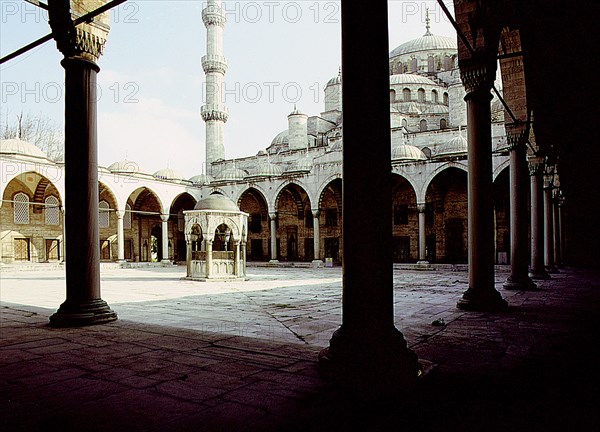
xmin=49 ymin=0 xmax=110 ymax=62
xmin=505 ymin=122 xmax=529 ymax=151
xmin=417 ymin=203 xmax=426 ymax=213
xmin=269 ymin=212 xmax=277 ymax=221
xmin=311 ymin=209 xmax=320 ymax=218
xmin=459 ymin=55 xmax=497 ymax=95
xmin=115 ymin=210 xmax=125 ymax=219
xmin=160 ymin=214 xmax=170 ymax=222
xmin=527 ymin=157 xmax=545 ymax=177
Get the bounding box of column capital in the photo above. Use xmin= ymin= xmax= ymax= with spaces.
xmin=416 ymin=203 xmax=426 ymax=213
xmin=311 ymin=209 xmax=320 ymax=218
xmin=459 ymin=54 xmax=497 ymax=96
xmin=528 ymin=157 xmax=545 ymax=176
xmin=160 ymin=214 xmax=170 ymax=222
xmin=48 ymin=0 xmax=110 ymax=62
xmin=269 ymin=212 xmax=277 ymax=220
xmin=505 ymin=122 xmax=529 ymax=151
xmin=115 ymin=210 xmax=125 ymax=219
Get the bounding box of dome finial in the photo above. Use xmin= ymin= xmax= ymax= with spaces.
xmin=424 ymin=7 xmax=432 ymax=36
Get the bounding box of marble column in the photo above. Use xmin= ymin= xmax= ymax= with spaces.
xmin=553 ymin=192 xmax=562 ymax=267
xmin=528 ymin=158 xmax=550 ymax=279
xmin=269 ymin=212 xmax=278 ymax=263
xmin=241 ymin=241 xmax=247 ymax=276
xmin=49 ymin=1 xmax=117 ymax=326
xmin=417 ymin=203 xmax=428 ymax=264
xmin=233 ymin=240 xmax=240 ymax=276
xmin=205 ymin=239 xmax=213 ymax=278
xmin=312 ymin=209 xmax=323 ymax=266
xmin=543 ymin=172 xmax=558 ymax=273
xmin=186 ymin=239 xmax=192 ymax=277
xmin=60 ymin=207 xmax=66 ymax=263
xmin=116 ymin=210 xmax=125 ymax=263
xmin=457 ymin=56 xmax=507 ymax=311
xmin=160 ymin=214 xmax=170 ymax=263
xmin=503 ymin=127 xmax=536 ymax=290
xmin=318 ymin=0 xmax=420 ymax=395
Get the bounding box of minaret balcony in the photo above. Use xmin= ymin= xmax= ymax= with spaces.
xmin=202 ymin=7 xmax=226 ymax=27
xmin=202 ymin=55 xmax=228 ymax=74
xmin=201 ymin=104 xmax=229 ymax=123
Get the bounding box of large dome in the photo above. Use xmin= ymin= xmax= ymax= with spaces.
xmin=390 ymin=33 xmax=457 ymax=58
xmin=194 ymin=193 xmax=240 ymax=212
xmin=0 ymin=138 xmax=47 ymax=159
xmin=389 ymin=74 xmax=438 ymax=86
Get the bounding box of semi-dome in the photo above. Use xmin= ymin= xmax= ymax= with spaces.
xmin=0 ymin=138 xmax=47 ymax=159
xmin=392 ymin=144 xmax=427 ymax=161
xmin=437 ymin=133 xmax=468 ymax=156
xmin=153 ymin=168 xmax=185 ymax=181
xmin=189 ymin=173 xmax=214 ymax=186
xmin=216 ymin=166 xmax=246 ymax=181
xmin=326 ymin=70 xmax=342 ymax=87
xmin=194 ymin=193 xmax=240 ymax=212
xmin=108 ymin=159 xmax=142 ymax=173
xmin=389 ymin=74 xmax=438 ymax=86
xmin=389 ymin=32 xmax=457 ymax=58
xmin=251 ymin=160 xmax=283 ymax=177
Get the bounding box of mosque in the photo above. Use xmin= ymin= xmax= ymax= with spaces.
xmin=2 ymin=9 xmax=510 ymax=267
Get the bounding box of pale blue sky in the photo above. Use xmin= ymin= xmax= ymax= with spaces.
xmin=0 ymin=1 xmax=455 ymax=177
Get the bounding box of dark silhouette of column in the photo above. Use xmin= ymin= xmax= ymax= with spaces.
xmin=457 ymin=56 xmax=507 ymax=311
xmin=269 ymin=212 xmax=278 ymax=263
xmin=543 ymin=168 xmax=558 ymax=273
xmin=553 ymin=191 xmax=563 ymax=267
xmin=49 ymin=1 xmax=117 ymax=326
xmin=503 ymin=126 xmax=537 ymax=290
xmin=417 ymin=203 xmax=428 ymax=264
xmin=528 ymin=157 xmax=550 ymax=280
xmin=319 ymin=0 xmax=420 ymax=395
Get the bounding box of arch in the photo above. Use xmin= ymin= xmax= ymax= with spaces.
xmin=403 ymin=88 xmax=411 ymax=102
xmin=417 ymin=88 xmax=426 ymax=103
xmin=427 ymin=55 xmax=435 ymax=72
xmin=1 ymin=167 xmax=65 ymax=210
xmin=493 ymin=158 xmax=511 ymax=181
xmin=45 ymin=195 xmax=60 ymax=225
xmin=419 ymin=119 xmax=428 ymax=132
xmin=236 ymin=186 xmax=269 ymax=216
xmin=440 ymin=118 xmax=448 ymax=129
xmin=390 ymin=89 xmax=396 ymax=103
xmin=170 ymin=192 xmax=197 ymax=216
xmin=271 ymin=180 xmax=313 ymax=214
xmin=443 ymin=92 xmax=449 ymax=105
xmin=2 ymin=171 xmax=64 ymax=214
xmin=318 ymin=178 xmax=342 ymax=213
xmin=238 ymin=187 xmax=269 ymax=236
xmin=420 ymin=162 xmax=469 ymax=202
xmin=410 ymin=57 xmax=417 ymax=72
xmin=274 ymin=183 xmax=311 ymax=220
xmin=99 ymin=200 xmax=110 ymax=228
xmin=431 ymin=89 xmax=439 ymax=103
xmin=98 ymin=181 xmax=118 ymax=210
xmin=129 ymin=186 xmax=163 ymax=214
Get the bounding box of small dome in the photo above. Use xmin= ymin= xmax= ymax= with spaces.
xmin=326 ymin=70 xmax=342 ymax=87
xmin=153 ymin=168 xmax=185 ymax=181
xmin=389 ymin=34 xmax=457 ymax=58
xmin=392 ymin=144 xmax=426 ymax=161
xmin=257 ymin=149 xmax=268 ymax=156
xmin=216 ymin=167 xmax=246 ymax=181
xmin=437 ymin=133 xmax=468 ymax=156
xmin=270 ymin=130 xmax=289 ymax=149
xmin=251 ymin=160 xmax=283 ymax=177
xmin=108 ymin=159 xmax=142 ymax=173
xmin=0 ymin=138 xmax=47 ymax=159
xmin=189 ymin=173 xmax=214 ymax=185
xmin=194 ymin=193 xmax=240 ymax=212
xmin=389 ymin=74 xmax=438 ymax=86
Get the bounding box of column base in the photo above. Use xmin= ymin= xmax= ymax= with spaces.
xmin=312 ymin=259 xmax=323 ymax=268
xmin=545 ymin=265 xmax=559 ymax=274
xmin=457 ymin=287 xmax=508 ymax=312
xmin=268 ymin=259 xmax=279 ymax=264
xmin=503 ymin=275 xmax=538 ymax=291
xmin=49 ymin=299 xmax=117 ymax=327
xmin=318 ymin=326 xmax=421 ymax=397
xmin=416 ymin=260 xmax=430 ymax=266
xmin=529 ymin=268 xmax=551 ymax=280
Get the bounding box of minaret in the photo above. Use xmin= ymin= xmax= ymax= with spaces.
xmin=201 ymin=0 xmax=228 ymax=166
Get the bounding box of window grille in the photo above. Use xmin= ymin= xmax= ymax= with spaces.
xmin=14 ymin=193 xmax=29 ymax=224
xmin=99 ymin=201 xmax=110 ymax=228
xmin=45 ymin=196 xmax=59 ymax=225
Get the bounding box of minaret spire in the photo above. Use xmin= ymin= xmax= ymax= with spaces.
xmin=424 ymin=7 xmax=432 ymax=36
xmin=201 ymin=0 xmax=228 ymax=167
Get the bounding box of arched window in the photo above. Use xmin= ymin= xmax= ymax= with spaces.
xmin=13 ymin=192 xmax=29 ymax=224
xmin=390 ymin=89 xmax=396 ymax=103
xmin=444 ymin=55 xmax=453 ymax=70
xmin=402 ymin=118 xmax=408 ymax=129
xmin=45 ymin=196 xmax=59 ymax=225
xmin=417 ymin=88 xmax=425 ymax=103
xmin=124 ymin=203 xmax=132 ymax=230
xmin=419 ymin=119 xmax=428 ymax=132
xmin=403 ymin=88 xmax=411 ymax=102
xmin=99 ymin=200 xmax=110 ymax=228
xmin=443 ymin=92 xmax=449 ymax=105
xmin=410 ymin=57 xmax=418 ymax=72
xmin=427 ymin=56 xmax=435 ymax=72
xmin=396 ymin=62 xmax=403 ymax=74
xmin=440 ymin=118 xmax=448 ymax=129
xmin=431 ymin=90 xmax=438 ymax=103
xmin=422 ymin=147 xmax=432 ymax=158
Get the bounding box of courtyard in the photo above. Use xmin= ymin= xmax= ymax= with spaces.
xmin=1 ymin=265 xmax=599 ymax=431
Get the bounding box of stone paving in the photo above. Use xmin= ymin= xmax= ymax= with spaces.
xmin=1 ymin=265 xmax=599 ymax=431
